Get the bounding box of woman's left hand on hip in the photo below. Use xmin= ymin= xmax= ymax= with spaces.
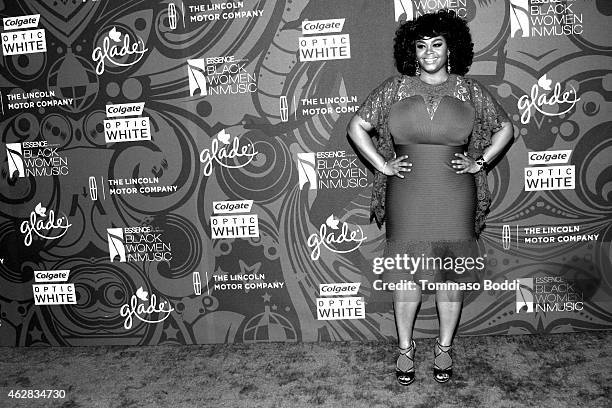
xmin=451 ymin=152 xmax=481 ymax=174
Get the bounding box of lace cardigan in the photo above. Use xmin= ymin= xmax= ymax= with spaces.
xmin=356 ymin=75 xmax=509 ymax=236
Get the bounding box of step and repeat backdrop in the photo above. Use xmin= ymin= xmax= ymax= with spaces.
xmin=0 ymin=0 xmax=611 ymax=346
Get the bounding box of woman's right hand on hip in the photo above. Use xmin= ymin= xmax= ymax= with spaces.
xmin=381 ymin=155 xmax=412 ymax=178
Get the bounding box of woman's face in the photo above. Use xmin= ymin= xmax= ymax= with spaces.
xmin=415 ymin=36 xmax=448 ymax=75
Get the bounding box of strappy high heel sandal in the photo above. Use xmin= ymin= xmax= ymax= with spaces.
xmin=396 ymin=340 xmax=416 ymax=386
xmin=433 ymin=338 xmax=453 ymax=383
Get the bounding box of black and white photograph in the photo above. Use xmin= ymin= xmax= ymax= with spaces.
xmin=1 ymin=1 xmax=610 ymax=407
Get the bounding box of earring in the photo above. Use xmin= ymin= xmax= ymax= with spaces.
xmin=447 ymin=53 xmax=451 ymax=74
xmin=415 ymin=59 xmax=421 ymax=76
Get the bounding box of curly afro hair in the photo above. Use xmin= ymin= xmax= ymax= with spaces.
xmin=393 ymin=9 xmax=474 ymax=76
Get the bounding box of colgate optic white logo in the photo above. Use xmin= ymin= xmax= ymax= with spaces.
xmin=92 ymin=26 xmax=148 ymax=75
xmin=103 ymin=102 xmax=151 ymax=143
xmin=20 ymin=203 xmax=72 ymax=247
xmin=517 ymin=74 xmax=580 ymax=124
xmin=307 ymin=214 xmax=367 ymax=261
xmin=199 ymin=129 xmax=258 ymax=176
xmin=1 ymin=14 xmax=46 ymax=56
xmin=299 ymin=19 xmax=350 ymax=62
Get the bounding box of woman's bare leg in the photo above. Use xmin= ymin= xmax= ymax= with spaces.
xmin=394 ymin=285 xmax=422 ymax=348
xmin=436 ymin=288 xmax=463 ymax=345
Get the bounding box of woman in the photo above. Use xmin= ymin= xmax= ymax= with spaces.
xmin=347 ymin=10 xmax=513 ymax=385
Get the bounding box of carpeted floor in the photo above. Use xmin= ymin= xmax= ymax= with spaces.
xmin=1 ymin=331 xmax=611 ymax=408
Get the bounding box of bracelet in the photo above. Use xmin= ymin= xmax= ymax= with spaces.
xmin=475 ymin=156 xmax=488 ymax=171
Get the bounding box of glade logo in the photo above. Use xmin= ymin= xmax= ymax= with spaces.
xmin=103 ymin=102 xmax=151 ymax=143
xmin=297 ymin=150 xmax=368 ymax=190
xmin=394 ymin=0 xmax=468 ymax=22
xmin=20 ymin=203 xmax=72 ymax=246
xmin=32 ymin=269 xmax=76 ymax=306
xmin=524 ymin=149 xmax=574 ymax=191
xmin=307 ymin=214 xmax=367 ymax=261
xmin=187 ymin=55 xmax=257 ymax=96
xmin=92 ymin=26 xmax=148 ymax=75
xmin=107 ymin=226 xmax=172 ymax=263
xmin=1 ymin=14 xmax=46 ymax=56
xmin=210 ymin=200 xmax=259 ymax=239
xmin=517 ymin=74 xmax=580 ymax=124
xmin=6 ymin=140 xmax=69 ymax=179
xmin=510 ymin=0 xmax=583 ymax=38
xmin=299 ymin=18 xmax=350 ymax=62
xmin=120 ymin=286 xmax=175 ymax=330
xmin=516 ymin=276 xmax=584 ymax=313
xmin=199 ymin=129 xmax=258 ymax=176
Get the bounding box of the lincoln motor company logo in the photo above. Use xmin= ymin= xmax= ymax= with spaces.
xmin=280 ymin=92 xmax=360 ymax=122
xmin=170 ymin=1 xmax=264 ymax=27
xmin=167 ymin=2 xmax=183 ymax=30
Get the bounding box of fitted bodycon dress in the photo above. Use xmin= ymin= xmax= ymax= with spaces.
xmin=381 ymin=75 xmax=482 ymax=284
